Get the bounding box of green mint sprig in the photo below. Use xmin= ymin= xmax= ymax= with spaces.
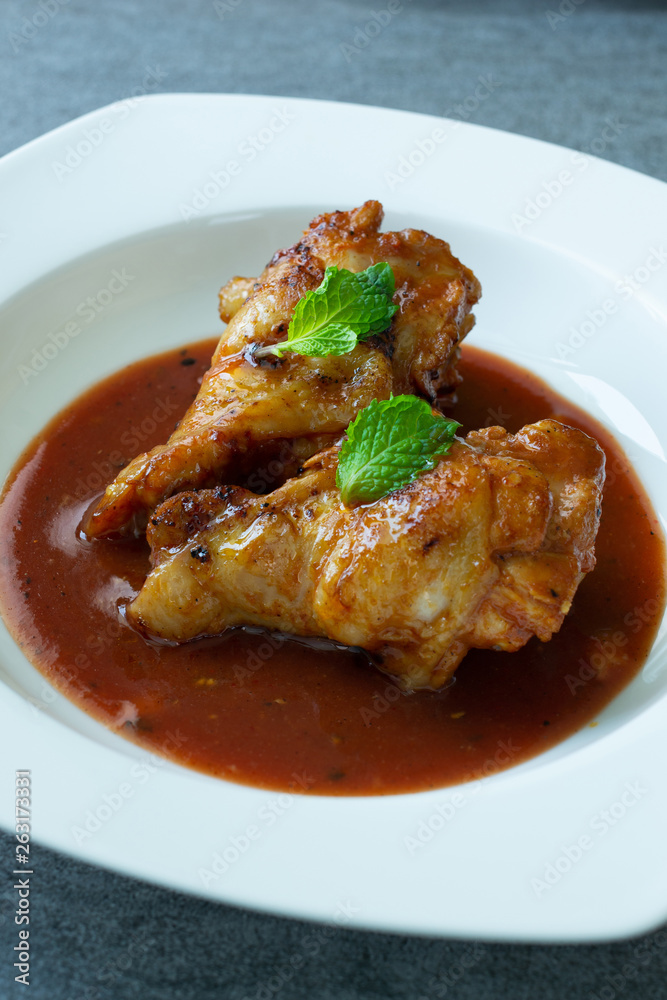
xmin=336 ymin=396 xmax=460 ymax=505
xmin=253 ymin=263 xmax=398 ymax=360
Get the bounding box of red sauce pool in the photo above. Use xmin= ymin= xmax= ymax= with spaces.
xmin=0 ymin=340 xmax=664 ymax=795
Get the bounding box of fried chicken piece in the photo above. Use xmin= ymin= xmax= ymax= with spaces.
xmin=218 ymin=277 xmax=258 ymax=321
xmin=127 ymin=419 xmax=605 ymax=690
xmin=85 ymin=201 xmax=480 ymax=537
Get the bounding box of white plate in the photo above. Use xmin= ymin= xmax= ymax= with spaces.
xmin=1 ymin=94 xmax=666 ymax=943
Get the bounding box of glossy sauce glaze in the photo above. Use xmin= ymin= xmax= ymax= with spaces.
xmin=0 ymin=339 xmax=664 ymax=795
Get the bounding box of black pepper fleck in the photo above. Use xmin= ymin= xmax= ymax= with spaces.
xmin=190 ymin=544 xmax=211 ymax=563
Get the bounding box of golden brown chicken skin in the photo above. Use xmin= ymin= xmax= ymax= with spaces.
xmin=85 ymin=201 xmax=480 ymax=538
xmin=127 ymin=419 xmax=605 ymax=691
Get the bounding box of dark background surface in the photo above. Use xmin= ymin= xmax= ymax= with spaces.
xmin=1 ymin=0 xmax=667 ymax=998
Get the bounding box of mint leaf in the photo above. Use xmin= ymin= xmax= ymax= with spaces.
xmin=272 ymin=323 xmax=358 ymax=358
xmin=255 ymin=263 xmax=397 ymax=359
xmin=354 ymin=262 xmax=396 ymax=316
xmin=336 ymin=396 xmax=460 ymax=505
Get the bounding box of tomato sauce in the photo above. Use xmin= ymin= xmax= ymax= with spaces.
xmin=0 ymin=340 xmax=664 ymax=795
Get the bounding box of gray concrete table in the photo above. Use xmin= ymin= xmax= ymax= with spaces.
xmin=1 ymin=1 xmax=666 ymax=997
